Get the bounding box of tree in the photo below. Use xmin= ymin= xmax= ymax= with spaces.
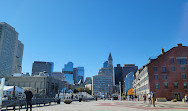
xmin=75 ymin=87 xmax=92 ymax=94
xmin=127 ymin=88 xmax=133 ymax=96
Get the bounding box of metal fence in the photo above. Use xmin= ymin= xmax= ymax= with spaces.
xmin=1 ymin=98 xmax=58 ymax=110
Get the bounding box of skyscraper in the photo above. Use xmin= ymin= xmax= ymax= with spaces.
xmin=114 ymin=64 xmax=138 ymax=94
xmin=114 ymin=64 xmax=123 ymax=85
xmin=92 ymin=53 xmax=114 ymax=96
xmin=85 ymin=77 xmax=92 ymax=84
xmin=122 ymin=64 xmax=138 ymax=76
xmin=15 ymin=40 xmax=24 ymax=73
xmin=62 ymin=62 xmax=74 ymax=84
xmin=77 ymin=67 xmax=84 ymax=82
xmin=32 ymin=61 xmax=54 ymax=76
xmin=103 ymin=61 xmax=108 ymax=68
xmin=0 ymin=22 xmax=24 ymax=76
xmin=73 ymin=68 xmax=78 ymax=84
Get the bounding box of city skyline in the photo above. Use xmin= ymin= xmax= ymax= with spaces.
xmin=0 ymin=0 xmax=188 ymax=78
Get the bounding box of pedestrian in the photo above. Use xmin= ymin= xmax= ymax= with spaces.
xmin=24 ymin=89 xmax=33 ymax=111
xmin=143 ymin=94 xmax=146 ymax=103
xmin=131 ymin=96 xmax=134 ymax=101
xmin=185 ymin=94 xmax=188 ymax=103
xmin=71 ymin=94 xmax=74 ymax=100
xmin=148 ymin=93 xmax=151 ymax=104
xmin=151 ymin=92 xmax=155 ymax=107
xmin=135 ymin=95 xmax=137 ymax=101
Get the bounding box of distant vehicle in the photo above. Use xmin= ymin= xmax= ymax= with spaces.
xmin=112 ymin=94 xmax=119 ymax=100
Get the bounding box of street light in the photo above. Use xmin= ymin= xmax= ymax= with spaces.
xmin=119 ymin=81 xmax=121 ymax=101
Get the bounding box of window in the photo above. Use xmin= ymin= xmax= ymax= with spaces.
xmin=154 ymin=67 xmax=158 ymax=72
xmin=182 ymin=74 xmax=186 ymax=80
xmin=184 ymin=82 xmax=187 ymax=89
xmin=177 ymin=58 xmax=187 ymax=65
xmin=181 ymin=66 xmax=185 ymax=72
xmin=171 ymin=67 xmax=175 ymax=72
xmin=164 ymin=82 xmax=168 ymax=89
xmin=163 ymin=75 xmax=167 ymax=80
xmin=174 ymin=82 xmax=178 ymax=89
xmin=162 ymin=67 xmax=166 ymax=72
xmin=154 ymin=75 xmax=158 ymax=80
xmin=156 ymin=83 xmax=159 ymax=89
xmin=171 ymin=58 xmax=174 ymax=63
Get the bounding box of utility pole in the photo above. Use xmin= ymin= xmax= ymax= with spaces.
xmin=119 ymin=81 xmax=121 ymax=101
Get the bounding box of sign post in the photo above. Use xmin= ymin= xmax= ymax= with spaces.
xmin=0 ymin=78 xmax=5 ymax=109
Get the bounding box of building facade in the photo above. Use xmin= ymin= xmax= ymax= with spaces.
xmin=62 ymin=62 xmax=74 ymax=84
xmin=125 ymin=72 xmax=134 ymax=94
xmin=122 ymin=64 xmax=138 ymax=77
xmin=32 ymin=61 xmax=54 ymax=76
xmin=92 ymin=53 xmax=114 ymax=96
xmin=73 ymin=68 xmax=78 ymax=84
xmin=77 ymin=67 xmax=84 ymax=82
xmin=92 ymin=75 xmax=113 ymax=96
xmin=51 ymin=72 xmax=65 ymax=81
xmin=133 ymin=44 xmax=188 ymax=101
xmin=15 ymin=40 xmax=24 ymax=73
xmin=103 ymin=61 xmax=108 ymax=68
xmin=85 ymin=77 xmax=92 ymax=84
xmin=3 ymin=76 xmax=64 ymax=97
xmin=114 ymin=64 xmax=138 ymax=94
xmin=0 ymin=22 xmax=24 ymax=76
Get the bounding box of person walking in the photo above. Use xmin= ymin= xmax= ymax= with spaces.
xmin=151 ymin=92 xmax=155 ymax=107
xmin=135 ymin=95 xmax=137 ymax=101
xmin=143 ymin=94 xmax=146 ymax=103
xmin=148 ymin=93 xmax=151 ymax=104
xmin=24 ymin=89 xmax=33 ymax=111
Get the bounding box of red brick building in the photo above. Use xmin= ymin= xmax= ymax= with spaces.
xmin=134 ymin=44 xmax=188 ymax=100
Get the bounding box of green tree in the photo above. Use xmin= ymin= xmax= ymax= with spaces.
xmin=75 ymin=87 xmax=92 ymax=94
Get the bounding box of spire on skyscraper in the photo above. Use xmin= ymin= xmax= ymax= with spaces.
xmin=108 ymin=52 xmax=112 ymax=60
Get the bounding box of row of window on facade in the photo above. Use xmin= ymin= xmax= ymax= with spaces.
xmin=154 ymin=66 xmax=186 ymax=72
xmin=154 ymin=74 xmax=186 ymax=80
xmin=170 ymin=58 xmax=187 ymax=64
xmin=155 ymin=82 xmax=188 ymax=89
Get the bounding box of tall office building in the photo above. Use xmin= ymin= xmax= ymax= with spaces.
xmin=85 ymin=77 xmax=92 ymax=84
xmin=15 ymin=40 xmax=24 ymax=73
xmin=103 ymin=61 xmax=108 ymax=68
xmin=62 ymin=62 xmax=73 ymax=71
xmin=92 ymin=53 xmax=114 ymax=96
xmin=62 ymin=62 xmax=74 ymax=84
xmin=32 ymin=61 xmax=54 ymax=76
xmin=77 ymin=67 xmax=84 ymax=82
xmin=73 ymin=68 xmax=78 ymax=84
xmin=114 ymin=64 xmax=138 ymax=94
xmin=0 ymin=22 xmax=24 ymax=76
xmin=122 ymin=64 xmax=138 ymax=76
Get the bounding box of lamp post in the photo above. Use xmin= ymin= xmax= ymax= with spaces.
xmin=119 ymin=81 xmax=121 ymax=101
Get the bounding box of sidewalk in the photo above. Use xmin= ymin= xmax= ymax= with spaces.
xmin=3 ymin=100 xmax=188 ymax=111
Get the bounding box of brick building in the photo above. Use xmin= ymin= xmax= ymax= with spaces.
xmin=133 ymin=44 xmax=188 ymax=100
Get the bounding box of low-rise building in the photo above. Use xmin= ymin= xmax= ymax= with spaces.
xmin=133 ymin=44 xmax=188 ymax=101
xmin=3 ymin=76 xmax=64 ymax=98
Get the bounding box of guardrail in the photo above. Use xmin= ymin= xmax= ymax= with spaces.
xmin=1 ymin=98 xmax=58 ymax=111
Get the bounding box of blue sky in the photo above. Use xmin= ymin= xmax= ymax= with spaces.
xmin=1 ymin=0 xmax=188 ymax=78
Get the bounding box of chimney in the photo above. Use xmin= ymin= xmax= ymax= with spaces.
xmin=161 ymin=48 xmax=165 ymax=54
xmin=177 ymin=43 xmax=182 ymax=47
